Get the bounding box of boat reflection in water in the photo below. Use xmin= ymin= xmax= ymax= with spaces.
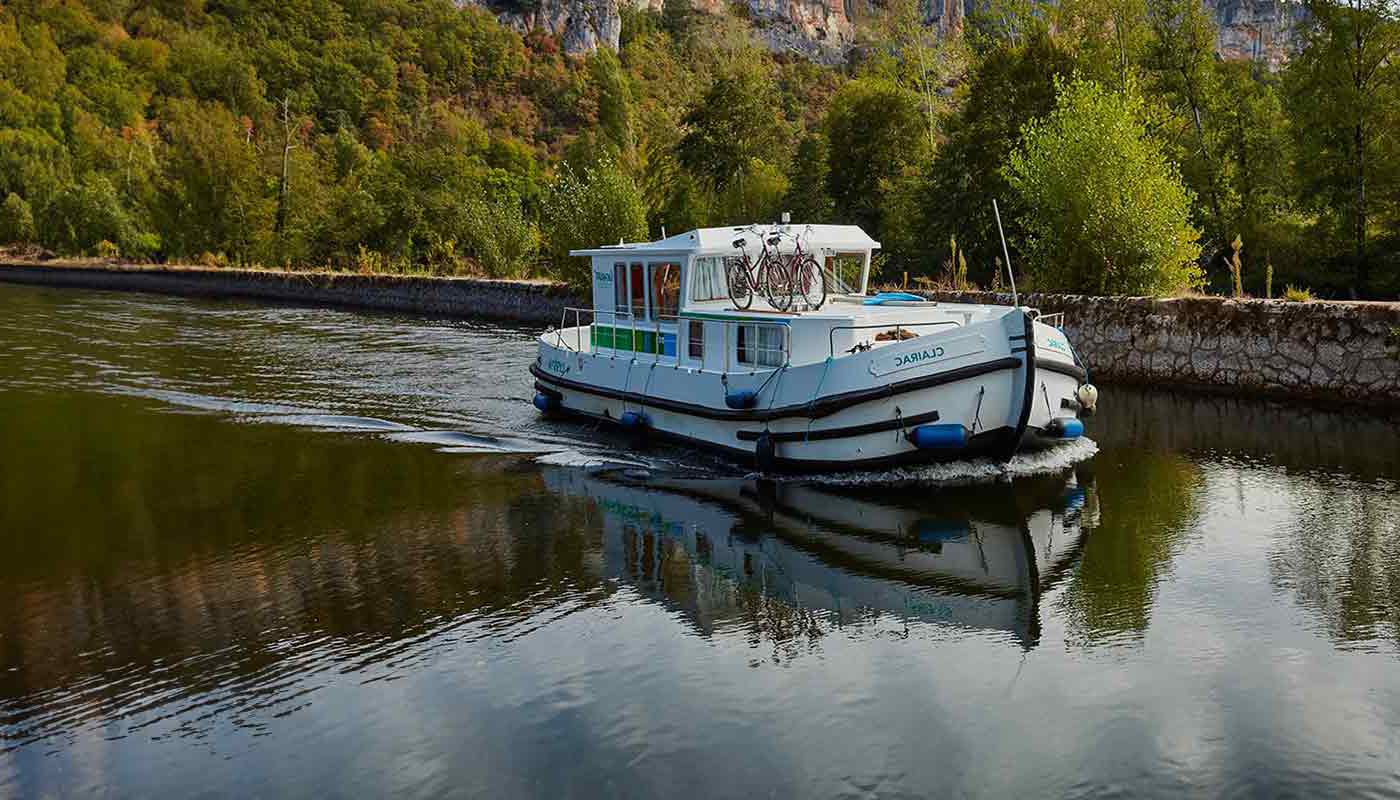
xmin=543 ymin=466 xmax=1099 ymax=649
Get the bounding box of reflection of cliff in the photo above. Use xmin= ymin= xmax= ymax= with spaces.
xmin=1057 ymin=452 xmax=1202 ymax=644
xmin=1269 ymin=477 xmax=1400 ymax=650
xmin=543 ymin=467 xmax=1097 ymax=651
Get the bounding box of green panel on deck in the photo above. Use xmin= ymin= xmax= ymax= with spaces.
xmin=591 ymin=325 xmax=661 ymax=354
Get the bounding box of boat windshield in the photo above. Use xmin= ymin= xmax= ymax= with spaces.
xmin=822 ymin=252 xmax=863 ymax=295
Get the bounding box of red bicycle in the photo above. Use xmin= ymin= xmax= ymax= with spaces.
xmin=778 ymin=226 xmax=826 ymax=310
xmin=727 ymin=226 xmax=795 ymax=312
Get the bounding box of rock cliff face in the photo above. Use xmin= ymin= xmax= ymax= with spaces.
xmin=469 ymin=0 xmax=855 ymax=59
xmin=473 ymin=0 xmax=625 ymax=54
xmin=1210 ymin=0 xmax=1309 ymax=69
xmin=474 ymin=0 xmax=1305 ymax=65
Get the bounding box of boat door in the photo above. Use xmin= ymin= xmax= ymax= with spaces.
xmin=592 ymin=258 xmax=682 ymax=359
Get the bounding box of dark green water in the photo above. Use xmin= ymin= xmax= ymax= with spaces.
xmin=3 ymin=283 xmax=1400 ymax=798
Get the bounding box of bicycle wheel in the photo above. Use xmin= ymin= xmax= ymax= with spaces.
xmin=727 ymin=257 xmax=754 ymax=310
xmin=796 ymin=254 xmax=826 ymax=310
xmin=762 ymin=256 xmax=794 ymax=312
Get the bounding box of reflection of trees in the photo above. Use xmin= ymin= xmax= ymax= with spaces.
xmin=0 ymin=390 xmax=604 ymax=747
xmin=1058 ymin=450 xmax=1202 ymax=645
xmin=1269 ymin=477 xmax=1400 ymax=650
xmin=1095 ymin=386 xmax=1400 ymax=481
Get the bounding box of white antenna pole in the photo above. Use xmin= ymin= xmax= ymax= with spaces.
xmin=992 ymin=198 xmax=1019 ymax=307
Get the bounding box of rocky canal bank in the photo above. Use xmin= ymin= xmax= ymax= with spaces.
xmin=4 ymin=263 xmax=1398 ymax=408
xmin=0 ymin=262 xmax=585 ymax=326
xmin=926 ymin=290 xmax=1400 ymax=409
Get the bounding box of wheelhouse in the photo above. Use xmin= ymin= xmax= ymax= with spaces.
xmin=567 ymin=225 xmax=879 ymax=372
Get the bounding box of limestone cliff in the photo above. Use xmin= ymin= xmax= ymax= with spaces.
xmin=469 ymin=0 xmax=625 ymax=54
xmin=472 ymin=0 xmax=1305 ymax=66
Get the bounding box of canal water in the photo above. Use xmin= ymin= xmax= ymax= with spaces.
xmin=2 ymin=283 xmax=1400 ymax=798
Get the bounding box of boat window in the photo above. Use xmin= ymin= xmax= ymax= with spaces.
xmin=737 ymin=324 xmax=784 ymax=367
xmin=688 ymin=320 xmax=704 ymax=360
xmin=690 ymin=257 xmax=727 ymax=301
xmin=630 ymin=262 xmax=646 ymax=319
xmin=649 ymin=262 xmax=680 ymax=319
xmin=825 ymin=253 xmax=863 ymax=295
xmin=613 ymin=262 xmax=628 ymax=316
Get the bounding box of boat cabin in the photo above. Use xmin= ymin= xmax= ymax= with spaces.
xmin=565 ymin=224 xmax=1003 ymax=372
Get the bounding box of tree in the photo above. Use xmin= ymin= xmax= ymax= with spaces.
xmin=1006 ymin=78 xmax=1203 ymax=295
xmin=0 ymin=192 xmax=35 ymax=245
xmin=1145 ymin=0 xmax=1226 ymax=247
xmin=155 ymin=99 xmax=273 ymax=261
xmin=781 ymin=133 xmax=834 ymax=224
xmin=919 ymin=32 xmax=1077 ymax=281
xmin=1055 ymin=0 xmax=1153 ymax=91
xmin=461 ymin=194 xmax=540 ymax=277
xmin=823 ymin=77 xmax=924 ymax=240
xmin=542 ymin=158 xmax=648 ymax=287
xmin=660 ymin=0 xmax=696 ymax=47
xmin=1288 ymin=0 xmax=1400 ymax=295
xmin=675 ymin=65 xmax=782 ymax=198
xmin=588 ymin=48 xmax=635 ymax=162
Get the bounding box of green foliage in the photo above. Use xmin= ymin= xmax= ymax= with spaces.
xmin=676 ymin=63 xmax=783 ymax=196
xmin=0 ymin=193 xmax=35 ymax=244
xmin=0 ymin=0 xmax=1391 ymax=297
xmin=461 ymin=195 xmax=540 ymax=277
xmin=1287 ymin=0 xmax=1400 ymax=295
xmin=823 ymin=77 xmax=925 ymax=242
xmin=1284 ymin=285 xmax=1314 ymax=302
xmin=542 ymin=159 xmax=648 ymax=287
xmin=660 ymin=0 xmax=697 ymax=46
xmin=920 ymin=32 xmax=1076 ymax=281
xmin=781 ymin=134 xmax=834 ymax=224
xmin=1006 ymin=78 xmax=1203 ymax=295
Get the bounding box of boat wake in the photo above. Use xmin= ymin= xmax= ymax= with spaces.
xmin=770 ymin=437 xmax=1100 ymax=487
xmin=536 ymin=437 xmax=1100 ymax=487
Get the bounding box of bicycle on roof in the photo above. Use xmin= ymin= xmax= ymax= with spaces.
xmin=726 ymin=226 xmax=796 ymax=312
xmin=776 ymin=225 xmax=826 ymax=311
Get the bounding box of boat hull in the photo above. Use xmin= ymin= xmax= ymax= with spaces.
xmin=532 ymin=308 xmax=1088 ymax=473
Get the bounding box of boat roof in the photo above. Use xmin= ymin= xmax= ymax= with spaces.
xmin=569 ymin=224 xmax=880 ymax=257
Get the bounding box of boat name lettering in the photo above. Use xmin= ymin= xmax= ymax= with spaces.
xmin=894 ymin=346 xmax=946 ymax=368
xmin=547 ymin=358 xmax=569 ymax=375
xmin=1043 ymin=335 xmax=1071 ymax=355
xmin=594 ymin=270 xmax=613 ymax=284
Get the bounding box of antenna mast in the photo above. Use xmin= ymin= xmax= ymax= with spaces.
xmin=992 ymin=199 xmax=1019 ymax=308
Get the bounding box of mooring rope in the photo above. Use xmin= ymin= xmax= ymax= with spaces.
xmin=804 ymin=356 xmax=834 ymax=443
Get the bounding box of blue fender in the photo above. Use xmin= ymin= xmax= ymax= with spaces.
xmin=906 ymin=424 xmax=968 ymax=449
xmin=1044 ymin=417 xmax=1084 ymax=439
xmin=725 ymin=389 xmax=758 ymax=409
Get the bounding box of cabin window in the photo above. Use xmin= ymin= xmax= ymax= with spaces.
xmin=826 ymin=253 xmax=863 ymax=295
xmin=688 ymin=320 xmax=704 ymax=360
xmin=737 ymin=324 xmax=785 ymax=367
xmin=649 ymin=262 xmax=680 ymax=319
xmin=690 ymin=257 xmax=727 ymax=301
xmin=613 ymin=262 xmax=628 ymax=316
xmin=630 ymin=263 xmax=647 ymax=318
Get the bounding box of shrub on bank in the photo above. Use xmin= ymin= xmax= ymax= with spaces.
xmin=1006 ymin=78 xmax=1204 ymax=297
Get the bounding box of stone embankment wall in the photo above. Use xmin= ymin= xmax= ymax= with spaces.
xmin=925 ymin=291 xmax=1400 ymax=408
xmin=5 ymin=263 xmax=1399 ymax=408
xmin=0 ymin=263 xmax=587 ymax=325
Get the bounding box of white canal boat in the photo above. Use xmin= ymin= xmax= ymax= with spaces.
xmin=531 ymin=224 xmax=1097 ymax=472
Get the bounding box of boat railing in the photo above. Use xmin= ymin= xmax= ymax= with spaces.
xmin=1030 ymin=310 xmax=1066 ymax=329
xmin=556 ymin=307 xmax=684 ymax=365
xmin=555 ymin=307 xmax=793 ymax=374
xmin=828 ymin=320 xmax=962 ymax=359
